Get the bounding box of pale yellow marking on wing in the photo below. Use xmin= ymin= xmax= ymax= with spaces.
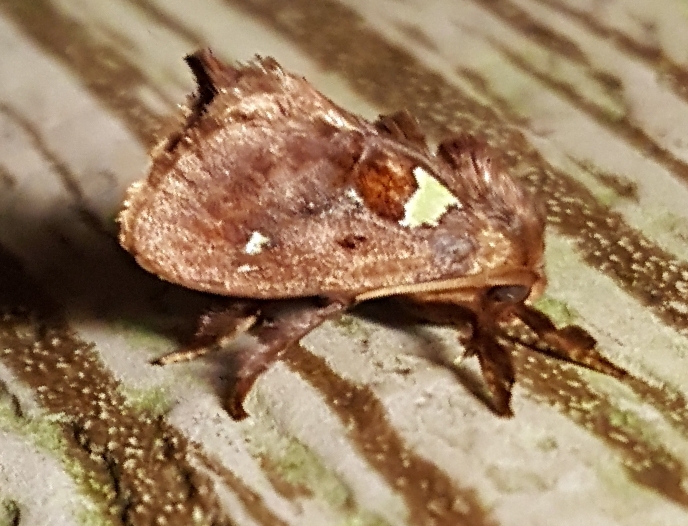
xmin=399 ymin=166 xmax=460 ymax=228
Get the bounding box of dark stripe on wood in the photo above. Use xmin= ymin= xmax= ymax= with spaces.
xmin=284 ymin=343 xmax=498 ymax=526
xmin=0 ymin=0 xmax=172 ymax=147
xmin=0 ymin=246 xmax=240 ymax=526
xmin=534 ymin=0 xmax=688 ymax=105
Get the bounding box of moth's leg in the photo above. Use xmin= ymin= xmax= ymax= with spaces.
xmin=396 ymin=299 xmax=515 ymax=416
xmin=226 ymin=298 xmax=349 ymax=419
xmin=515 ymin=305 xmax=628 ymax=379
xmin=152 ymin=301 xmax=260 ymax=365
xmin=468 ymin=327 xmax=515 ymax=417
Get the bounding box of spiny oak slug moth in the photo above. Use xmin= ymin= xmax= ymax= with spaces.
xmin=118 ymin=49 xmax=626 ymax=419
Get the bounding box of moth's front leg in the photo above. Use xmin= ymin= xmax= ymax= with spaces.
xmin=152 ymin=298 xmax=349 ymax=419
xmin=514 ymin=304 xmax=628 ymax=380
xmin=224 ymin=298 xmax=349 ymax=419
xmin=468 ymin=325 xmax=515 ymax=416
xmin=396 ymin=299 xmax=516 ymax=416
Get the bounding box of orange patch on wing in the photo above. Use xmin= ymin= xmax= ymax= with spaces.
xmin=354 ymin=153 xmax=417 ymax=221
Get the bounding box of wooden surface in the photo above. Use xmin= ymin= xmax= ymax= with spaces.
xmin=1 ymin=1 xmax=688 ymax=525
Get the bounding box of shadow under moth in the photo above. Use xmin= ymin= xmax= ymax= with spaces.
xmin=118 ymin=49 xmax=626 ymax=419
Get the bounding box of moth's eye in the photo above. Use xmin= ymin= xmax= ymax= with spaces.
xmin=486 ymin=285 xmax=530 ymax=304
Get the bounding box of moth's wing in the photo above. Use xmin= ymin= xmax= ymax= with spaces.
xmin=119 ymin=130 xmax=479 ymax=298
xmin=119 ymin=54 xmax=481 ymax=299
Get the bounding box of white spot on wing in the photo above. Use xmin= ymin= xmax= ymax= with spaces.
xmin=237 ymin=264 xmax=257 ymax=273
xmin=400 ymin=166 xmax=461 ymax=228
xmin=244 ymin=231 xmax=271 ymax=255
xmin=345 ymin=188 xmax=364 ymax=205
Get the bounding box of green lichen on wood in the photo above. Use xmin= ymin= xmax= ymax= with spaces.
xmin=0 ymin=380 xmax=64 ymax=455
xmin=533 ymin=296 xmax=579 ymax=327
xmin=245 ymin=420 xmax=392 ymax=526
xmin=270 ymin=438 xmax=350 ymax=507
xmin=0 ymin=382 xmax=115 ymax=526
xmin=0 ymin=381 xmax=22 ymax=420
xmin=0 ymin=499 xmax=20 ymax=526
xmin=331 ymin=314 xmax=365 ymax=336
xmin=120 ymin=385 xmax=173 ymax=419
xmin=339 ymin=514 xmax=391 ymax=526
xmin=75 ymin=508 xmax=116 ymax=526
xmin=649 ymin=211 xmax=688 ymax=246
xmin=113 ymin=320 xmax=175 ymax=355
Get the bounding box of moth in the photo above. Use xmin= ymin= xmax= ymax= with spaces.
xmin=119 ymin=49 xmax=626 ymax=419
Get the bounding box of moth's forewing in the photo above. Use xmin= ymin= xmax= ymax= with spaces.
xmin=119 ymin=53 xmax=545 ymax=302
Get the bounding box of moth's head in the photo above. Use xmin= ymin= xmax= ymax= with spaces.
xmin=473 ymin=199 xmax=547 ymax=307
xmin=353 ymin=134 xmax=547 ymax=314
xmin=434 ymin=135 xmax=547 ymax=306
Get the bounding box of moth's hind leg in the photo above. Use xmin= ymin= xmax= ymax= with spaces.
xmin=152 ymin=301 xmax=260 ymax=365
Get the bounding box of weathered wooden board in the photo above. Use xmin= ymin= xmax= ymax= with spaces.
xmin=1 ymin=1 xmax=688 ymax=525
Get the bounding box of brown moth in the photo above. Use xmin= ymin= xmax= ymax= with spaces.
xmin=119 ymin=49 xmax=626 ymax=419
